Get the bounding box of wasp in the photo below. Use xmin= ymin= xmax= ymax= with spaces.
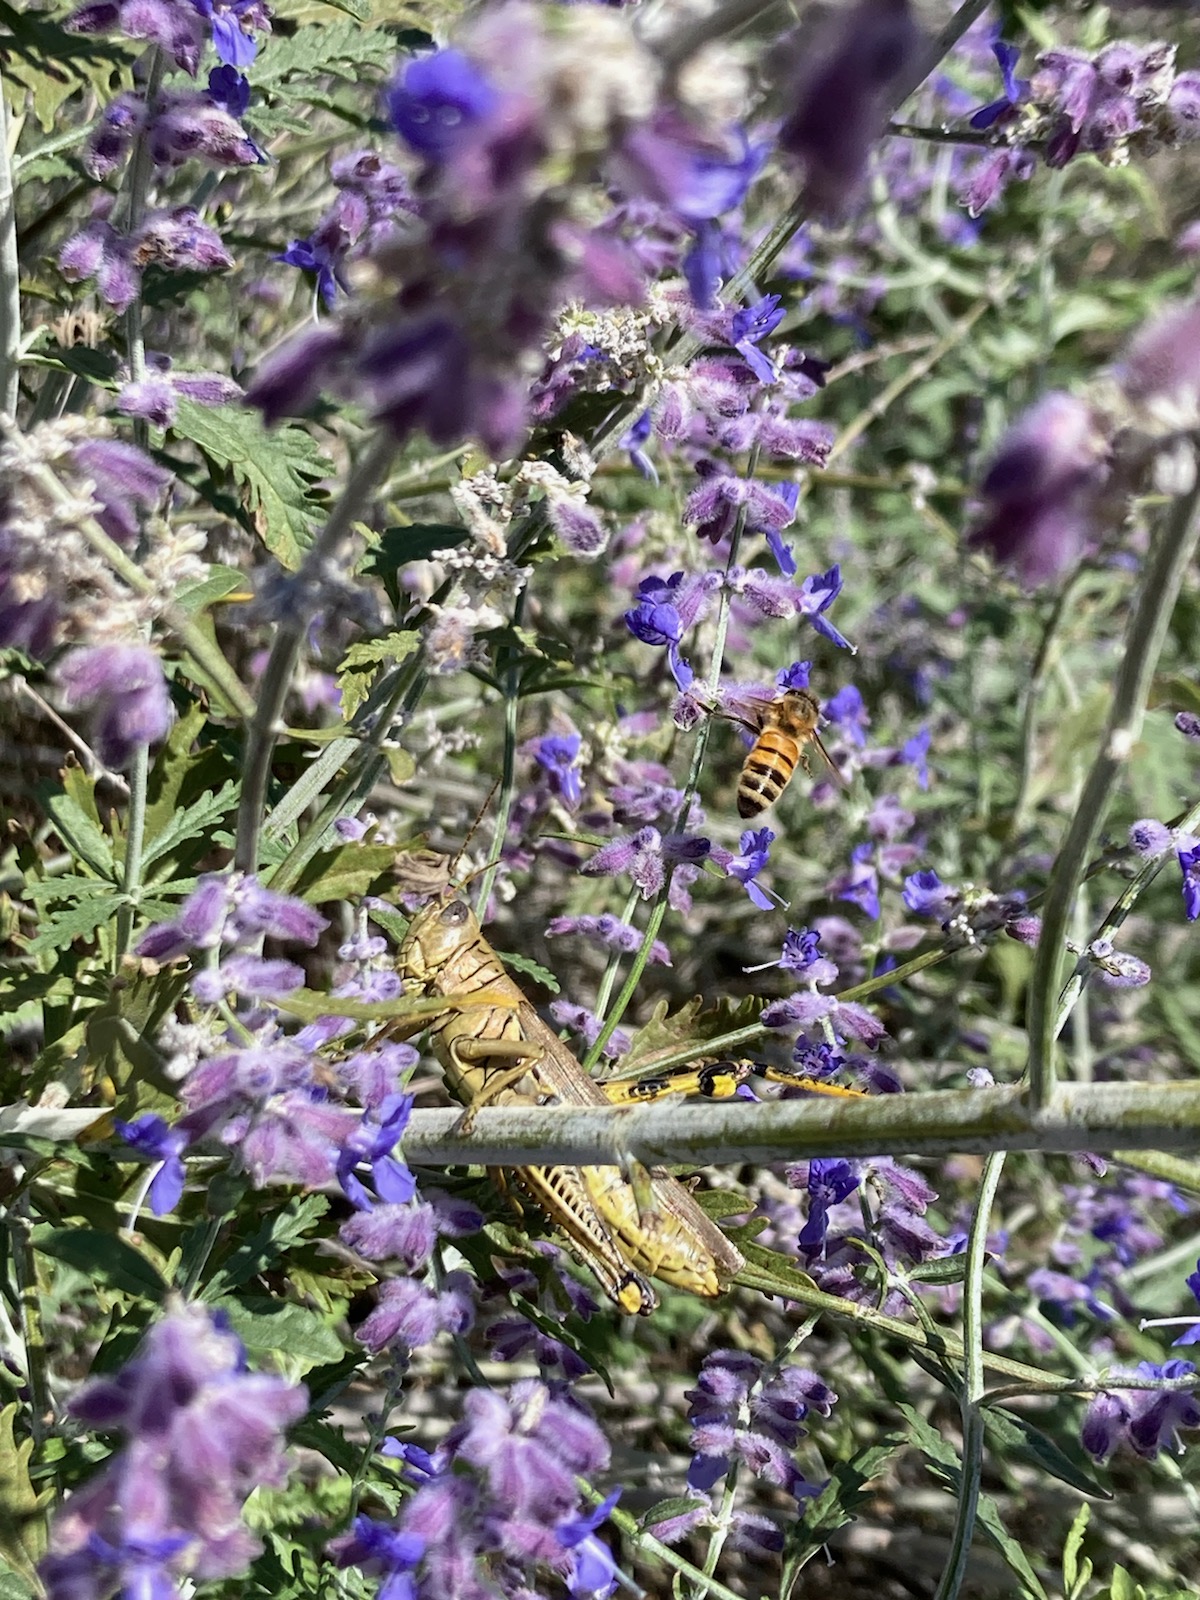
xmin=396 ymin=893 xmax=746 ymax=1314
xmin=729 ymin=686 xmax=845 ymax=818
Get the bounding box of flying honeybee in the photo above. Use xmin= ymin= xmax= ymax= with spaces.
xmin=732 ymin=687 xmax=846 ymax=817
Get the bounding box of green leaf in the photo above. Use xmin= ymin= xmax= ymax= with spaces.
xmin=34 ymin=1228 xmax=168 ymax=1300
xmin=1063 ymin=1503 xmax=1091 ymax=1599
xmin=0 ymin=1402 xmax=45 ymax=1579
xmin=1109 ymin=1567 xmax=1139 ymax=1600
xmin=338 ymin=630 xmax=421 ymax=719
xmin=174 ymin=564 xmax=253 ymax=614
xmin=24 ymin=893 xmax=126 ymax=956
xmin=253 ymin=21 xmax=397 ymax=90
xmin=734 ymin=1238 xmax=821 ymax=1300
xmin=202 ymin=1195 xmax=331 ymax=1300
xmin=983 ymin=1407 xmax=1110 ymax=1500
xmin=37 ymin=769 xmax=114 ymax=878
xmin=141 ymin=782 xmax=239 ymax=876
xmin=0 ymin=1 xmax=135 ymax=130
xmin=495 ymin=950 xmax=561 ymax=995
xmin=291 ymin=842 xmax=398 ymax=905
xmin=901 ymin=1404 xmax=1050 ymax=1600
xmin=171 ymin=399 xmax=333 ymax=570
xmin=365 ymin=523 xmax=471 ymax=607
xmin=638 ymin=1495 xmax=708 ymax=1530
xmin=214 ymin=1296 xmax=346 ymax=1372
xmin=781 ymin=1437 xmax=904 ymax=1596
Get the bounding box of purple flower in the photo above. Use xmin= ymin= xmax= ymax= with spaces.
xmin=620 ymin=410 xmax=656 ymax=482
xmin=67 ymin=0 xmax=207 ymax=74
xmin=1172 ymin=1260 xmax=1200 ymax=1347
xmin=969 ymin=40 xmax=1031 ymax=130
xmin=56 ymin=644 xmax=173 ymax=768
xmin=330 ymin=1515 xmax=426 ymax=1600
xmin=796 ymin=564 xmax=854 ymax=651
xmin=780 ymin=926 xmax=822 ymax=973
xmin=189 ymin=0 xmax=270 ymax=68
xmin=902 ymin=869 xmax=955 ymax=920
xmin=208 ymin=63 xmax=250 ymax=117
xmin=822 ymin=683 xmax=868 ymax=745
xmin=533 ymin=732 xmax=584 ymax=808
xmin=1128 ymin=1361 xmax=1200 ymax=1458
xmin=1179 ymin=842 xmax=1200 ymax=921
xmin=624 ymin=572 xmax=698 ymax=689
xmin=556 ymin=1489 xmax=622 ymax=1600
xmin=278 ymin=234 xmax=344 ymax=307
xmin=1130 ymin=818 xmax=1173 ymax=857
xmin=835 ymin=843 xmax=880 ymax=921
xmin=1116 ymin=298 xmax=1200 ymax=409
xmin=714 ymin=827 xmax=778 ymax=911
xmin=337 ymin=1093 xmax=417 ymax=1210
xmin=798 ymin=1158 xmax=860 ymax=1256
xmin=385 ymin=49 xmax=501 ymax=162
xmin=114 ymin=1114 xmax=188 ymax=1214
xmin=730 ymin=294 xmax=785 ymax=384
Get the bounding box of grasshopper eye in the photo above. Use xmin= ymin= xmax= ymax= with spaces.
xmin=439 ymin=900 xmax=470 ymax=926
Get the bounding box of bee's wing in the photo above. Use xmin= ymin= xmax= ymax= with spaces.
xmin=718 ymin=687 xmax=776 ymax=736
xmin=811 ymin=727 xmax=850 ymax=788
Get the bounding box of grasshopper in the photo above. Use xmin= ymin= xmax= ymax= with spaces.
xmin=396 ymin=892 xmax=747 ymax=1315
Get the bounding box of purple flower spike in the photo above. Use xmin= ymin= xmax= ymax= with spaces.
xmin=56 ymin=644 xmax=173 ymax=768
xmin=40 ymin=1303 xmax=307 ymax=1597
xmin=386 ymin=49 xmax=501 ymax=162
xmin=779 ymin=0 xmax=923 ymax=214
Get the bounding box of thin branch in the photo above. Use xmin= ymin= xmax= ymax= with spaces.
xmin=1026 ymin=461 xmax=1200 ymax=1109
xmin=397 ymin=1079 xmax=1200 ymax=1168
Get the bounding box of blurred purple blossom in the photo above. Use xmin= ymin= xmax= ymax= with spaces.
xmin=56 ymin=643 xmax=173 ymax=768
xmin=779 ymin=0 xmax=924 ymax=215
xmin=40 ymin=1304 xmax=307 ymax=1600
xmin=969 ymin=392 xmax=1104 ymax=586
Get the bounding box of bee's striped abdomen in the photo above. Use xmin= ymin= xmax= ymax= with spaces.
xmin=737 ymin=730 xmax=800 ymax=817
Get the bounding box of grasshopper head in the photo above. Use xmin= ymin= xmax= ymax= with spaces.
xmin=397 ymin=894 xmax=480 ymax=985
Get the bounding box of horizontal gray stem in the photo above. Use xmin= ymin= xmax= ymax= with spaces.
xmin=401 ymin=1081 xmax=1200 ymax=1168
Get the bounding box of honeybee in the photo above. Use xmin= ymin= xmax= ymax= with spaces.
xmin=732 ymin=687 xmax=845 ymax=817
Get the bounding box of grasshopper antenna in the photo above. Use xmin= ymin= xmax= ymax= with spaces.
xmin=446 ymin=779 xmax=501 ymax=884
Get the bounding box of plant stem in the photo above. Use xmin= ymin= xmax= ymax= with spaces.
xmin=933 ymin=1152 xmax=1004 ymax=1600
xmin=0 ymin=61 xmax=19 ymax=417
xmin=234 ymin=429 xmax=395 ymax=874
xmin=115 ymin=740 xmax=149 ymax=961
xmin=1026 ymin=464 xmax=1200 ymax=1110
xmin=397 ymin=1078 xmax=1200 ymax=1168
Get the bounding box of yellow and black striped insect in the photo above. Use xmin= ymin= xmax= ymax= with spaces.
xmin=733 ymin=687 xmax=845 ymax=818
xmin=396 ymin=893 xmax=747 ymax=1314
